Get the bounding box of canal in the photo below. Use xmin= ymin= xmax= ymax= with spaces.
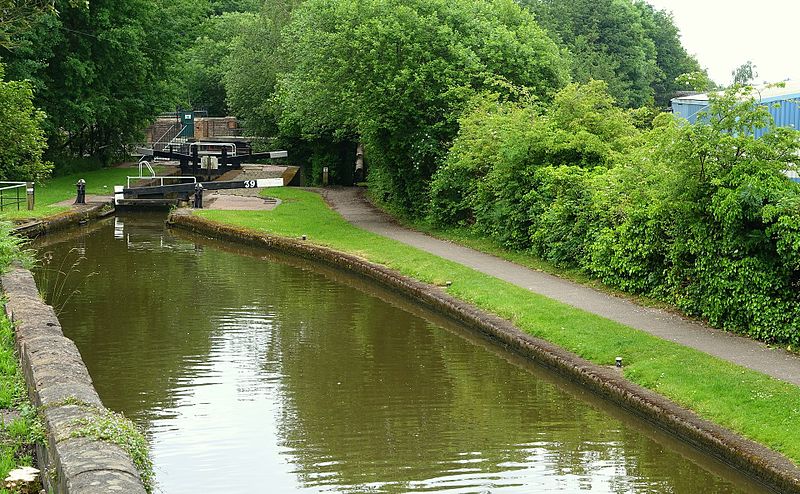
xmin=32 ymin=213 xmax=768 ymax=493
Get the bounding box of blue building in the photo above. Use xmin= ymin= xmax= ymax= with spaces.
xmin=671 ymin=82 xmax=800 ymax=183
xmin=671 ymin=82 xmax=800 ymax=139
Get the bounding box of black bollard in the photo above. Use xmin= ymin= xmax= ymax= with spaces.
xmin=193 ymin=183 xmax=204 ymax=208
xmin=75 ymin=179 xmax=86 ymax=205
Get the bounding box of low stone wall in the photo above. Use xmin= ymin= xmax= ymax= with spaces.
xmin=169 ymin=209 xmax=800 ymax=493
xmin=13 ymin=202 xmax=114 ymax=239
xmin=1 ymin=266 xmax=146 ymax=493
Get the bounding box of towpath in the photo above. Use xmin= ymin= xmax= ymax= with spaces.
xmin=320 ymin=187 xmax=800 ymax=386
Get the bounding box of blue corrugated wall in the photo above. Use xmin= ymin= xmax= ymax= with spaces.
xmin=672 ymin=95 xmax=800 ymax=138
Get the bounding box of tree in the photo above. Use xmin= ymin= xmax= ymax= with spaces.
xmin=224 ymin=0 xmax=302 ymax=137
xmin=732 ymin=60 xmax=758 ymax=85
xmin=0 ymin=63 xmax=51 ymax=180
xmin=429 ymin=81 xmax=642 ymax=249
xmin=181 ymin=12 xmax=258 ymax=116
xmin=523 ymin=0 xmax=701 ymax=108
xmin=272 ymin=0 xmax=569 ymax=212
xmin=633 ymin=1 xmax=702 ymax=107
xmin=3 ymin=0 xmax=207 ymax=165
xmin=0 ymin=0 xmax=53 ymax=50
xmin=523 ymin=0 xmax=657 ymax=108
xmin=675 ymin=71 xmax=714 ymax=93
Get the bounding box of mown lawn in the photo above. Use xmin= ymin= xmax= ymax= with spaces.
xmin=0 ymin=167 xmax=162 ymax=221
xmin=197 ymin=187 xmax=800 ymax=466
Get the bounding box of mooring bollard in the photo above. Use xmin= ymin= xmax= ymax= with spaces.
xmin=26 ymin=182 xmax=34 ymax=211
xmin=74 ymin=179 xmax=86 ymax=205
xmin=193 ymin=183 xmax=204 ymax=209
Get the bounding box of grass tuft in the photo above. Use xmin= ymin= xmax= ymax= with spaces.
xmin=70 ymin=408 xmax=154 ymax=493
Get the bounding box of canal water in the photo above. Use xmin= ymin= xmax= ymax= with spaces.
xmin=32 ymin=213 xmax=769 ymax=493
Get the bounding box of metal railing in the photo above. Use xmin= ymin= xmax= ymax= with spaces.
xmin=0 ymin=182 xmax=33 ymax=211
xmin=127 ymin=160 xmax=196 ymax=188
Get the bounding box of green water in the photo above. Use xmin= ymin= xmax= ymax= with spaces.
xmin=33 ymin=213 xmax=770 ymax=493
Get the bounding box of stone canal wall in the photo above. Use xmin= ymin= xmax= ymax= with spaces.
xmin=12 ymin=202 xmax=114 ymax=239
xmin=1 ymin=266 xmax=146 ymax=494
xmin=169 ymin=209 xmax=800 ymax=493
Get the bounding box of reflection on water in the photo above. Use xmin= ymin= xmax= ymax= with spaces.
xmin=33 ymin=213 xmax=767 ymax=493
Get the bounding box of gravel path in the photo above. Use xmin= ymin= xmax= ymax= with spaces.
xmin=321 ymin=187 xmax=800 ymax=386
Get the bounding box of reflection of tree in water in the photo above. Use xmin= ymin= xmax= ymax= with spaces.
xmin=32 ymin=217 xmax=230 ymax=423
xmin=34 ymin=217 xmax=749 ymax=493
xmin=259 ymin=273 xmax=742 ymax=492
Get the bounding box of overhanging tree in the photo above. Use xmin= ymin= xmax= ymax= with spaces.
xmin=0 ymin=63 xmax=51 ymax=180
xmin=272 ymin=0 xmax=569 ymax=213
xmin=3 ymin=0 xmax=206 ymax=165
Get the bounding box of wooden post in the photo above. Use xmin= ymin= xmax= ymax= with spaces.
xmin=26 ymin=182 xmax=34 ymax=210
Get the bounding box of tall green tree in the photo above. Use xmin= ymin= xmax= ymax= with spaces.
xmin=0 ymin=63 xmax=51 ymax=180
xmin=523 ymin=0 xmax=701 ymax=108
xmin=270 ymin=0 xmax=569 ymax=212
xmin=224 ymin=0 xmax=302 ymax=136
xmin=0 ymin=0 xmax=53 ymax=49
xmin=3 ymin=0 xmax=205 ymax=165
xmin=181 ymin=11 xmax=258 ymax=116
xmin=731 ymin=60 xmax=758 ymax=85
xmin=525 ymin=0 xmax=657 ymax=108
xmin=633 ymin=1 xmax=702 ymax=107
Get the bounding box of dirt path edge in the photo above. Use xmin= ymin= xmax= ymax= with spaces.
xmin=168 ymin=209 xmax=800 ymax=493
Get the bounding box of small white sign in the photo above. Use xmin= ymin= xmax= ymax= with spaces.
xmin=256 ymin=178 xmax=284 ymax=188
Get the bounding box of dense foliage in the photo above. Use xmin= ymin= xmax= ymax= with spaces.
xmin=431 ymin=83 xmax=800 ymax=345
xmin=224 ymin=0 xmax=301 ymax=137
xmin=267 ymin=0 xmax=569 ymax=211
xmin=523 ymin=0 xmax=701 ymax=108
xmin=179 ymin=0 xmax=262 ymax=115
xmin=0 ymin=64 xmax=51 ymax=180
xmin=3 ymin=0 xmax=205 ymax=165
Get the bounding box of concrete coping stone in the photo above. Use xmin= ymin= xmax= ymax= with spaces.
xmin=1 ymin=265 xmax=148 ymax=494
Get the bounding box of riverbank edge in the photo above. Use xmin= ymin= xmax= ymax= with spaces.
xmin=11 ymin=201 xmax=114 ymax=239
xmin=0 ymin=265 xmax=147 ymax=493
xmin=169 ymin=208 xmax=800 ymax=493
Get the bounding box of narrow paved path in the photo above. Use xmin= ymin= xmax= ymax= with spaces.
xmin=320 ymin=187 xmax=800 ymax=386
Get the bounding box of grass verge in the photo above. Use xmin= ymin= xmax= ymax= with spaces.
xmin=367 ymin=190 xmax=678 ymax=311
xmin=0 ymin=309 xmax=44 ymax=493
xmin=197 ymin=187 xmax=800 ymax=466
xmin=0 ymin=167 xmax=164 ymax=222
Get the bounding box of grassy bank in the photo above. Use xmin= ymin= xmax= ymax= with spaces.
xmin=0 ymin=166 xmax=163 ymax=221
xmin=0 ymin=312 xmax=42 ymax=492
xmin=0 ymin=225 xmax=42 ymax=491
xmin=196 ymin=187 xmax=800 ymax=466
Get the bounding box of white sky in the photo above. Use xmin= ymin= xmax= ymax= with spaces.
xmin=646 ymin=0 xmax=800 ymax=86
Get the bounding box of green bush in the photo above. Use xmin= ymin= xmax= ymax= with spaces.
xmin=432 ymin=82 xmax=800 ymax=346
xmin=272 ymin=0 xmax=570 ymax=214
xmin=431 ymin=81 xmax=641 ymax=250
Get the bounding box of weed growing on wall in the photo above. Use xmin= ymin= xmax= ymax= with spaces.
xmin=71 ymin=408 xmax=154 ymax=493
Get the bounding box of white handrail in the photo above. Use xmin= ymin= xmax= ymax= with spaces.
xmin=138 ymin=159 xmax=156 ymax=178
xmin=126 ymin=175 xmax=196 ymax=188
xmin=0 ymin=181 xmax=26 ymax=192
